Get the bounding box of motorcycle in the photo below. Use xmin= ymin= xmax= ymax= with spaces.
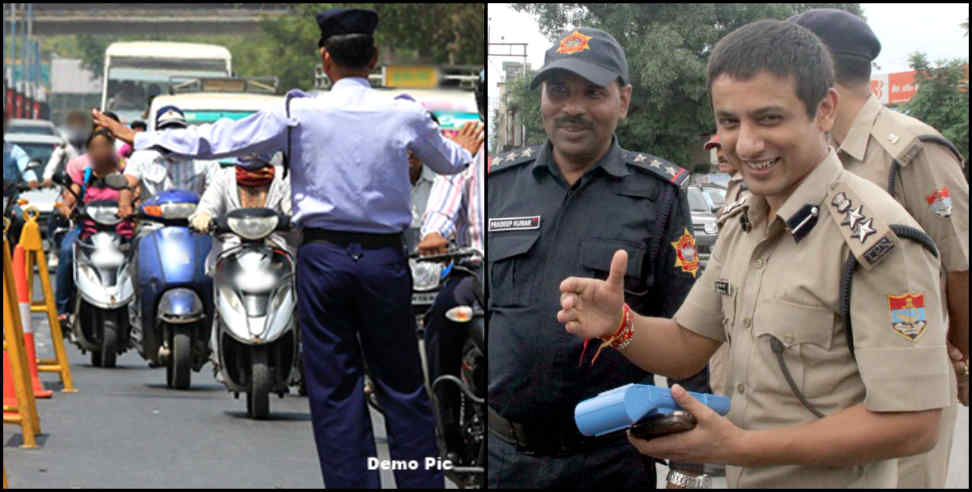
xmin=412 ymin=247 xmax=485 ymax=489
xmin=130 ymin=189 xmax=214 ymax=389
xmin=208 ymin=207 xmax=299 ymax=419
xmin=51 ymin=171 xmax=135 ymax=368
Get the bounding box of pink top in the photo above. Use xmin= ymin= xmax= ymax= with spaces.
xmin=78 ymin=169 xmax=134 ymax=240
xmin=119 ymin=143 xmax=134 ymax=159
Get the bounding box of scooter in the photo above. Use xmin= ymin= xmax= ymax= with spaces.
xmin=412 ymin=247 xmax=485 ymax=489
xmin=52 ymin=171 xmax=135 ymax=368
xmin=130 ymin=189 xmax=213 ymax=389
xmin=208 ymin=207 xmax=298 ymax=419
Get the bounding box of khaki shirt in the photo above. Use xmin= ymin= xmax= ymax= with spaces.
xmin=674 ymin=150 xmax=953 ymax=488
xmin=837 ymin=95 xmax=969 ymax=272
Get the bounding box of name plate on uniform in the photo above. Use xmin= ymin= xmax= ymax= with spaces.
xmin=489 ymin=216 xmax=541 ymax=232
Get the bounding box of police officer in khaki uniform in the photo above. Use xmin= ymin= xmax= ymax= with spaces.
xmin=791 ymin=9 xmax=969 ymax=488
xmin=557 ymin=19 xmax=952 ymax=488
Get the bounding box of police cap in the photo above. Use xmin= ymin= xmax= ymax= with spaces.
xmin=788 ymin=9 xmax=881 ymax=62
xmin=316 ymin=8 xmax=379 ymax=47
xmin=530 ymin=27 xmax=629 ymax=89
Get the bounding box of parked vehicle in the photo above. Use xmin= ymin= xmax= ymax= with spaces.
xmin=686 ymin=185 xmax=720 ymax=270
xmin=6 ymin=118 xmax=59 ymax=137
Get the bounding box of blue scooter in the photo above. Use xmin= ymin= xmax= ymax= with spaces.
xmin=129 ymin=189 xmax=214 ymax=389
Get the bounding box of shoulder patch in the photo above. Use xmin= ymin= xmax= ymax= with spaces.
xmin=870 ymin=108 xmax=925 ymax=167
xmin=825 ymin=181 xmax=898 ymax=269
xmin=489 ymin=146 xmax=538 ymax=175
xmin=624 ymin=151 xmax=689 ymax=187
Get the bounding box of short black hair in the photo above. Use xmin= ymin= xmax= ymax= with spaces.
xmin=324 ymin=33 xmax=376 ymax=69
xmin=707 ymin=20 xmax=834 ymax=118
xmin=86 ymin=128 xmax=115 ymax=148
xmin=130 ymin=120 xmax=147 ymax=131
xmin=103 ymin=111 xmax=120 ymax=123
xmin=831 ymin=53 xmax=871 ymax=86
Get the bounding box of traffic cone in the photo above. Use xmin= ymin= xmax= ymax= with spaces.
xmin=12 ymin=245 xmax=53 ymax=399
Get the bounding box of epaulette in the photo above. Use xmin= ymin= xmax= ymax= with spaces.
xmin=870 ymin=108 xmax=927 ymax=167
xmin=489 ymin=146 xmax=539 ymax=175
xmin=717 ymin=195 xmax=749 ymax=228
xmin=623 ymin=150 xmax=690 ymax=188
xmin=825 ymin=180 xmax=898 ymax=270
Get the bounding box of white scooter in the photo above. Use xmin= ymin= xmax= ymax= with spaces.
xmin=208 ymin=207 xmax=299 ymax=419
xmin=53 ymin=171 xmax=135 ymax=367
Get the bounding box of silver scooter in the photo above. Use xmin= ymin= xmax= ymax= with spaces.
xmin=208 ymin=207 xmax=298 ymax=419
xmin=52 ymin=171 xmax=135 ymax=367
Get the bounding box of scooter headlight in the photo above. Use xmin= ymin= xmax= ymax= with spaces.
xmin=410 ymin=260 xmax=443 ymax=292
xmin=231 ymin=250 xmax=277 ymax=293
xmin=227 ymin=215 xmax=278 ymax=241
xmin=144 ymin=202 xmax=197 ymax=219
xmin=86 ymin=204 xmax=121 ymax=226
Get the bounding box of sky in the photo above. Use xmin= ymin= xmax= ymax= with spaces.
xmin=487 ymin=3 xmax=971 ymax=104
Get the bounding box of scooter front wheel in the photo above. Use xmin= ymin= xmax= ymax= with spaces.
xmin=101 ymin=314 xmax=118 ymax=368
xmin=247 ymin=348 xmax=271 ymax=419
xmin=170 ymin=328 xmax=192 ymax=390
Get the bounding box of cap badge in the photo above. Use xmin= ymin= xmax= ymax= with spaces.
xmin=557 ymin=30 xmax=593 ymax=55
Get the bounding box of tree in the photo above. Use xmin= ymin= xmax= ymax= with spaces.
xmin=41 ymin=4 xmax=484 ymax=93
xmin=904 ymin=52 xmax=970 ymax=180
xmin=504 ymin=3 xmax=862 ymax=167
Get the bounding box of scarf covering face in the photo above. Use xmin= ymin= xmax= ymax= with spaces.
xmin=236 ymin=164 xmax=275 ymax=187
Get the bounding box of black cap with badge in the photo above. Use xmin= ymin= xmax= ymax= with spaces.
xmin=788 ymin=8 xmax=881 ymax=62
xmin=316 ymin=8 xmax=379 ymax=47
xmin=530 ymin=27 xmax=629 ymax=89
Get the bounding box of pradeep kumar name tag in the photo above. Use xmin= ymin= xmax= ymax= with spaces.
xmin=715 ymin=279 xmax=733 ymax=296
xmin=489 ymin=216 xmax=541 ymax=232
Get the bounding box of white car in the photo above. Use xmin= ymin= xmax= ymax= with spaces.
xmin=4 ymin=132 xmax=65 ymax=216
xmin=6 ymin=118 xmax=59 ymax=138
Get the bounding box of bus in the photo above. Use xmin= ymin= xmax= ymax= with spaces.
xmin=101 ymin=41 xmax=233 ymax=124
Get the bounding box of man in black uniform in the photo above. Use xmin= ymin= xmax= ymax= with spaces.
xmin=487 ymin=27 xmax=711 ymax=488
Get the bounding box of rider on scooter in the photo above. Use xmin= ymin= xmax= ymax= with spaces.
xmin=187 ymin=152 xmax=295 ymax=381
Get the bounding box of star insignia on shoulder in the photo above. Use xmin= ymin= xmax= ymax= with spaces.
xmin=853 ymin=217 xmax=876 ymax=243
xmin=520 ymin=147 xmax=533 ymax=159
xmin=650 ymin=159 xmax=663 ymax=169
xmin=492 ymin=154 xmax=505 ymax=166
xmin=633 ymin=153 xmax=647 ymax=163
xmin=665 ymin=165 xmax=678 ymax=176
xmin=841 ymin=204 xmax=864 ymax=230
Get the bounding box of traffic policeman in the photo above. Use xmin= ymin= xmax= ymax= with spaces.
xmin=557 ymin=19 xmax=952 ymax=488
xmin=3 ymin=107 xmax=38 ymax=251
xmin=92 ymin=8 xmax=482 ymax=489
xmin=790 ymin=11 xmax=969 ymax=488
xmin=487 ymin=27 xmax=710 ymax=488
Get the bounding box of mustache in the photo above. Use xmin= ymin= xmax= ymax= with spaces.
xmin=554 ymin=115 xmax=593 ymax=130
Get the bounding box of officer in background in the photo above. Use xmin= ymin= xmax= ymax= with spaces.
xmin=93 ymin=8 xmax=482 ymax=489
xmin=557 ymin=19 xmax=951 ymax=488
xmin=3 ymin=106 xmax=38 ymax=250
xmin=791 ymin=10 xmax=969 ymax=488
xmin=487 ymin=27 xmax=710 ymax=488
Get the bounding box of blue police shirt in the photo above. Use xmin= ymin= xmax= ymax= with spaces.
xmin=3 ymin=142 xmax=36 ymax=182
xmin=133 ymin=77 xmax=473 ymax=233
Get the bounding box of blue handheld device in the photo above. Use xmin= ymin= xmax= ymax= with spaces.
xmin=575 ymin=383 xmax=731 ymax=437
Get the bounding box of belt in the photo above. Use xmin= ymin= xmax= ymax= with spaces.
xmin=301 ymin=228 xmax=403 ymax=249
xmin=488 ymin=404 xmax=623 ymax=456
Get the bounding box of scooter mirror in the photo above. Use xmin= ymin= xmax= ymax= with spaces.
xmin=104 ymin=173 xmax=130 ymax=191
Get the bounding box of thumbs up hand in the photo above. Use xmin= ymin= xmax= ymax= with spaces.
xmin=557 ymin=249 xmax=628 ymax=340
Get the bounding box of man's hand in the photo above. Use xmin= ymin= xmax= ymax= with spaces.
xmin=948 ymin=341 xmax=969 ymax=406
xmin=189 ymin=212 xmax=212 ymax=233
xmin=42 ymin=178 xmax=53 ymax=188
xmin=558 ymin=249 xmax=628 ymax=340
xmin=449 ymin=121 xmax=485 ymax=156
xmin=417 ymin=232 xmax=449 ymax=256
xmin=628 ymin=384 xmax=744 ymax=466
xmin=91 ymin=109 xmax=136 ymax=145
xmin=117 ymin=203 xmax=134 ymax=219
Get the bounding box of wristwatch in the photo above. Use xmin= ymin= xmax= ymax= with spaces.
xmin=667 ymin=469 xmax=712 ymax=489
